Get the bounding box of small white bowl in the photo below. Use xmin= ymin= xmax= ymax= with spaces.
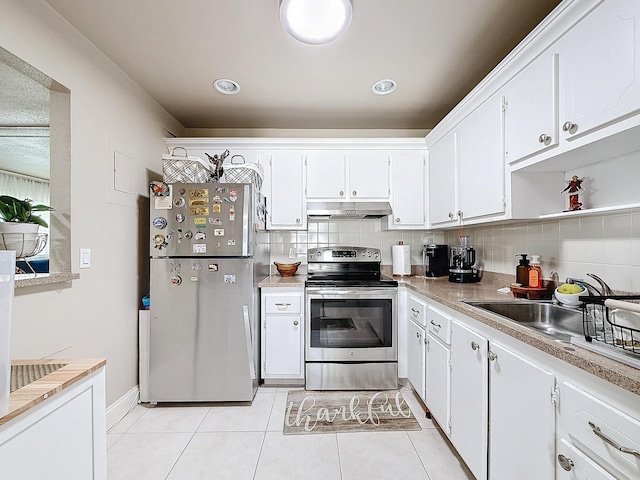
xmin=554 ymin=285 xmax=586 ymax=306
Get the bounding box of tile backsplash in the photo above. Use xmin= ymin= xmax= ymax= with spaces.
xmin=269 ymin=210 xmax=640 ymax=292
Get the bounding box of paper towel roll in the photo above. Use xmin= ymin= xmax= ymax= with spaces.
xmin=392 ymin=244 xmax=411 ymax=276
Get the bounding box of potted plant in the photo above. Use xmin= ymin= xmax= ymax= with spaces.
xmin=0 ymin=196 xmax=54 ymax=256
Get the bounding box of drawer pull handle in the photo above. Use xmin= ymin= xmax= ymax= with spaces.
xmin=557 ymin=454 xmax=574 ymax=471
xmin=430 ymin=320 xmax=441 ymax=329
xmin=411 ymin=307 xmax=420 ymax=315
xmin=588 ymin=421 xmax=640 ymax=458
xmin=471 ymin=341 xmax=479 ymax=351
xmin=488 ymin=351 xmax=498 ymax=361
xmin=275 ymin=303 xmax=291 ymax=307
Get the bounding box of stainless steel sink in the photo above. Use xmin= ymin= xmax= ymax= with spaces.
xmin=464 ymin=301 xmax=583 ymax=342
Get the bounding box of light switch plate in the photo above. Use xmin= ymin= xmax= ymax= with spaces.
xmin=80 ymin=248 xmax=91 ymax=269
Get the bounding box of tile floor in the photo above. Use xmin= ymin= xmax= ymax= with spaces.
xmin=107 ymin=386 xmax=474 ymax=480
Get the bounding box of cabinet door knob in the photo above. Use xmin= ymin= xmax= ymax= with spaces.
xmin=352 ymin=191 xmax=357 ymax=196
xmin=416 ymin=332 xmax=421 ymax=339
xmin=395 ymin=218 xmax=401 ymax=223
xmin=457 ymin=210 xmax=463 ymax=219
xmin=296 ymin=218 xmax=301 ymax=224
xmin=448 ymin=212 xmax=454 ymax=219
xmin=562 ymin=121 xmax=577 ymax=134
xmin=557 ymin=454 xmax=574 ymax=472
xmin=538 ymin=133 xmax=551 ymax=144
xmin=488 ymin=351 xmax=498 ymax=361
xmin=339 ymin=191 xmax=344 ymax=196
xmin=470 ymin=341 xmax=479 ymax=351
xmin=293 ymin=320 xmax=299 ymax=326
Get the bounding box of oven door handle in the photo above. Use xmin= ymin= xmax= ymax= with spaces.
xmin=305 ymin=287 xmax=398 ymax=296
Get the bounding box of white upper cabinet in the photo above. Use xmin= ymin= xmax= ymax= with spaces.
xmin=305 ymin=151 xmax=390 ymax=200
xmin=267 ymin=151 xmax=306 ymax=230
xmin=388 ymin=152 xmax=426 ymax=229
xmin=504 ymin=51 xmax=558 ymax=164
xmin=305 ymin=151 xmax=347 ymax=199
xmin=456 ymin=94 xmax=506 ymax=222
xmin=347 ymin=151 xmax=390 ymax=199
xmin=427 ymin=132 xmax=457 ymax=227
xmin=557 ymin=0 xmax=640 ymax=142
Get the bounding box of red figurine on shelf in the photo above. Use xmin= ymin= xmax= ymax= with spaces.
xmin=561 ymin=175 xmax=585 ymax=211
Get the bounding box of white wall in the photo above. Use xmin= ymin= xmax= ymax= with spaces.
xmin=1 ymin=0 xmax=184 ymax=406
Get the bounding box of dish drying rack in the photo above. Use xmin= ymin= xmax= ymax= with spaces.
xmin=582 ymin=295 xmax=640 ymax=356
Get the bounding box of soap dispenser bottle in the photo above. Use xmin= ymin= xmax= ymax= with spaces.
xmin=528 ymin=255 xmax=543 ymax=288
xmin=516 ymin=254 xmax=530 ymax=287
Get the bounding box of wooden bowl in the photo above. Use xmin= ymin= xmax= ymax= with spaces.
xmin=274 ymin=261 xmax=301 ymax=277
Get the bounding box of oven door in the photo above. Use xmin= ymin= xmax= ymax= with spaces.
xmin=305 ymin=287 xmax=397 ymax=362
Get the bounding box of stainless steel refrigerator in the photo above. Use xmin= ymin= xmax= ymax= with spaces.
xmin=147 ymin=182 xmax=268 ymax=402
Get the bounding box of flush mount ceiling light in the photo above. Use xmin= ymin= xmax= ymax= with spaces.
xmin=372 ymin=79 xmax=397 ymax=95
xmin=213 ymin=78 xmax=240 ymax=95
xmin=279 ymin=0 xmax=353 ymax=45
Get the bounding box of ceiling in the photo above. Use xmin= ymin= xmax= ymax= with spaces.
xmin=42 ymin=0 xmax=562 ymax=132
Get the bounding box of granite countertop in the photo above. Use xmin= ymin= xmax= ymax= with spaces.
xmin=259 ymin=274 xmax=306 ymax=288
xmin=397 ymin=273 xmax=640 ymax=396
xmin=0 ymin=358 xmax=106 ymax=426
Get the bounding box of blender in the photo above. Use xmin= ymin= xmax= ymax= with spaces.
xmin=449 ymin=236 xmax=481 ymax=283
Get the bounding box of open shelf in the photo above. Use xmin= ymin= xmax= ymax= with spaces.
xmin=538 ymin=202 xmax=640 ymax=220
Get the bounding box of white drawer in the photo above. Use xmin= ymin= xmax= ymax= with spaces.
xmin=265 ymin=295 xmax=301 ymax=314
xmin=559 ymin=381 xmax=640 ymax=480
xmin=427 ymin=305 xmax=451 ymax=344
xmin=407 ymin=296 xmax=427 ymax=327
xmin=557 ymin=438 xmax=618 ymax=480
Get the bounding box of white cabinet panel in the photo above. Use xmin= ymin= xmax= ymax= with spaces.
xmin=261 ymin=288 xmax=304 ymax=380
xmin=558 ymin=0 xmax=640 ymax=141
xmin=427 ymin=133 xmax=457 ymax=226
xmin=389 ymin=152 xmax=426 ymax=228
xmin=488 ymin=341 xmax=556 ymax=480
xmin=407 ymin=320 xmax=426 ymax=401
xmin=348 ymin=151 xmax=390 ymax=199
xmin=425 ymin=333 xmax=450 ymax=434
xmin=267 ymin=151 xmax=306 ymax=230
xmin=457 ymin=94 xmax=505 ymax=221
xmin=305 ymin=152 xmax=347 ymax=199
xmin=450 ymin=320 xmax=488 ymax=480
xmin=504 ymin=51 xmax=558 ymax=163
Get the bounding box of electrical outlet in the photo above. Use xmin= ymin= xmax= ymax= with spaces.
xmin=80 ymin=248 xmax=91 ymax=269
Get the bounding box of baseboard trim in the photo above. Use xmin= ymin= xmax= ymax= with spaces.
xmin=106 ymin=385 xmax=139 ymax=431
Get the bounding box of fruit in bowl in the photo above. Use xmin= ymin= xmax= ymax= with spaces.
xmin=555 ymin=283 xmax=586 ymax=306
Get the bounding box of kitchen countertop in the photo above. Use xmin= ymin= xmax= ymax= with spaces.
xmin=259 ymin=271 xmax=640 ymax=396
xmin=0 ymin=358 xmax=106 ymax=426
xmin=397 ymin=273 xmax=640 ymax=396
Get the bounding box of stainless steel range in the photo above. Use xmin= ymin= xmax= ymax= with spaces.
xmin=305 ymin=246 xmax=398 ymax=390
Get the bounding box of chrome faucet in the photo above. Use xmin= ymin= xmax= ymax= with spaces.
xmin=565 ymin=273 xmax=612 ymax=297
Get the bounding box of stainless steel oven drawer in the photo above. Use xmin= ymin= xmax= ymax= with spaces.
xmin=305 ymin=362 xmax=398 ymax=390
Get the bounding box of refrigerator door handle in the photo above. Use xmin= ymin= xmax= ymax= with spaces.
xmin=242 ymin=184 xmax=250 ymax=256
xmin=242 ymin=305 xmax=256 ymax=380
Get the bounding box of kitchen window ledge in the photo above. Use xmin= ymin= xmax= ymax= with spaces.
xmin=15 ymin=272 xmax=79 ymax=288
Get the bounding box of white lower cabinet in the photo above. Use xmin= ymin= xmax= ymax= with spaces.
xmin=450 ymin=320 xmax=489 ymax=480
xmin=425 ymin=332 xmax=450 ymax=434
xmin=261 ymin=288 xmax=304 ymax=381
xmin=0 ymin=368 xmax=106 ymax=480
xmin=488 ymin=341 xmax=556 ymax=480
xmin=557 ymin=381 xmax=640 ymax=479
xmin=407 ymin=319 xmax=426 ymax=400
xmin=401 ymin=291 xmax=640 ymax=480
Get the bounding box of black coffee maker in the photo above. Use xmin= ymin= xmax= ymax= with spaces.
xmin=423 ymin=244 xmax=449 ymax=277
xmin=449 ymin=236 xmax=481 ymax=283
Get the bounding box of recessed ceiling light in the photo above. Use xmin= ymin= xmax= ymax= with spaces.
xmin=279 ymin=0 xmax=352 ymax=45
xmin=372 ymin=79 xmax=397 ymax=95
xmin=213 ymin=79 xmax=240 ymax=95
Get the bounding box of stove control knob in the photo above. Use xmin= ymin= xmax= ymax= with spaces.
xmin=374 ymin=252 xmax=379 ymax=259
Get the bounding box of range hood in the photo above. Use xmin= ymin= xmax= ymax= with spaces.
xmin=306 ymin=201 xmax=392 ymax=219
